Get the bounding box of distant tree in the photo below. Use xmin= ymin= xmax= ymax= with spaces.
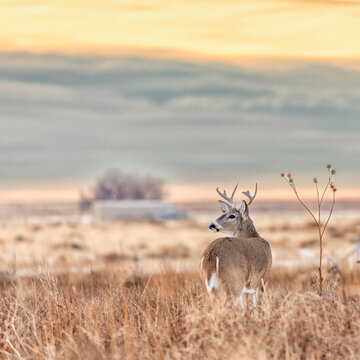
xmin=94 ymin=171 xmax=164 ymax=201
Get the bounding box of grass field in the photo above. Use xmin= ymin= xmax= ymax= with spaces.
xmin=0 ymin=212 xmax=359 ymax=272
xmin=1 ymin=266 xmax=360 ymax=359
xmin=0 ymin=213 xmax=360 ymax=359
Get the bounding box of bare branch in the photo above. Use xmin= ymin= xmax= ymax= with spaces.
xmin=319 ymin=168 xmax=333 ymax=207
xmin=281 ymin=165 xmax=337 ymax=294
xmin=315 ymin=181 xmax=321 ymax=226
xmin=321 ymin=191 xmax=336 ymax=238
xmin=283 ymin=178 xmax=319 ymax=225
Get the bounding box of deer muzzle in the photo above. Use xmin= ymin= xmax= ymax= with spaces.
xmin=209 ymin=222 xmax=221 ymax=232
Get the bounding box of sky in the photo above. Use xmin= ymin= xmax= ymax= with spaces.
xmin=0 ymin=0 xmax=359 ymax=202
xmin=1 ymin=0 xmax=360 ymax=58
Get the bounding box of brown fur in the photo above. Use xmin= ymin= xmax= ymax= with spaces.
xmin=201 ymin=214 xmax=272 ymax=303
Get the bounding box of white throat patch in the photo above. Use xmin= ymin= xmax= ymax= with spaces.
xmin=219 ymin=230 xmax=238 ymax=237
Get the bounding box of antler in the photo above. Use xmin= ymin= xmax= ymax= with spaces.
xmin=216 ymin=183 xmax=238 ymax=207
xmin=242 ymin=183 xmax=258 ymax=206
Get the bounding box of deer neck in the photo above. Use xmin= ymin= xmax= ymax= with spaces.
xmin=237 ymin=218 xmax=259 ymax=238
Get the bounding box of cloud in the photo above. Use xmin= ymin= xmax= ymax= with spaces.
xmin=0 ymin=53 xmax=359 ymax=187
xmin=275 ymin=0 xmax=360 ymax=7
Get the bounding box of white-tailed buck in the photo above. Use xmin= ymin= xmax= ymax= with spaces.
xmin=200 ymin=183 xmax=272 ymax=307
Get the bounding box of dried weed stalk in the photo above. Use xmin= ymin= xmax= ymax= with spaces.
xmin=281 ymin=164 xmax=337 ymax=293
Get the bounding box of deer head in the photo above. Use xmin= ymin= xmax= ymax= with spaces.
xmin=209 ymin=183 xmax=258 ymax=236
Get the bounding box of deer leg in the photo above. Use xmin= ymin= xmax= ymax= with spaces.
xmin=252 ymin=288 xmax=259 ymax=306
xmin=239 ymin=288 xmax=257 ymax=309
xmin=239 ymin=290 xmax=247 ymax=309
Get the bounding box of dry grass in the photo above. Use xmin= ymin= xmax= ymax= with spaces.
xmin=0 ymin=215 xmax=359 ymax=359
xmin=1 ymin=266 xmax=360 ymax=360
xmin=0 ymin=215 xmax=359 ymax=272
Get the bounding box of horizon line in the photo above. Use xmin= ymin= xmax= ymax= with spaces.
xmin=0 ymin=185 xmax=359 ymax=205
xmin=3 ymin=47 xmax=360 ymax=66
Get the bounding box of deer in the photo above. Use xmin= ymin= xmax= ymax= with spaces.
xmin=200 ymin=183 xmax=272 ymax=307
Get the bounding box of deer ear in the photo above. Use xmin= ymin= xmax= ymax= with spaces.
xmin=239 ymin=200 xmax=249 ymax=220
xmin=218 ymin=200 xmax=231 ymax=212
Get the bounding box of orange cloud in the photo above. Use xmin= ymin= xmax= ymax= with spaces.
xmin=1 ymin=1 xmax=360 ymax=59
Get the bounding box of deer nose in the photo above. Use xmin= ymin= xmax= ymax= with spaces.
xmin=209 ymin=223 xmax=218 ymax=231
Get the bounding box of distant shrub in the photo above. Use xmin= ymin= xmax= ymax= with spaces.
xmin=94 ymin=171 xmax=164 ymax=201
xmin=79 ymin=171 xmax=164 ymax=210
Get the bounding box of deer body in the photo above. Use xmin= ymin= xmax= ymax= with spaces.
xmin=200 ymin=183 xmax=272 ymax=306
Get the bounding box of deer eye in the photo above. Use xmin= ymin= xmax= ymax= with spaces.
xmin=228 ymin=214 xmax=236 ymax=219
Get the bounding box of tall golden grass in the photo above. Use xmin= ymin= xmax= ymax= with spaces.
xmin=0 ymin=213 xmax=359 ymax=359
xmin=1 ymin=265 xmax=360 ymax=359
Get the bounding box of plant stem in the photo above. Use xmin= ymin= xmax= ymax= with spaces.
xmin=315 ymin=182 xmax=323 ymax=293
xmin=318 ymin=232 xmax=323 ymax=293
xmin=282 ymin=170 xmax=336 ymax=295
xmin=319 ymin=169 xmax=332 ymax=207
xmin=321 ymin=191 xmax=336 ymax=238
xmin=288 ymin=180 xmax=319 ymax=225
